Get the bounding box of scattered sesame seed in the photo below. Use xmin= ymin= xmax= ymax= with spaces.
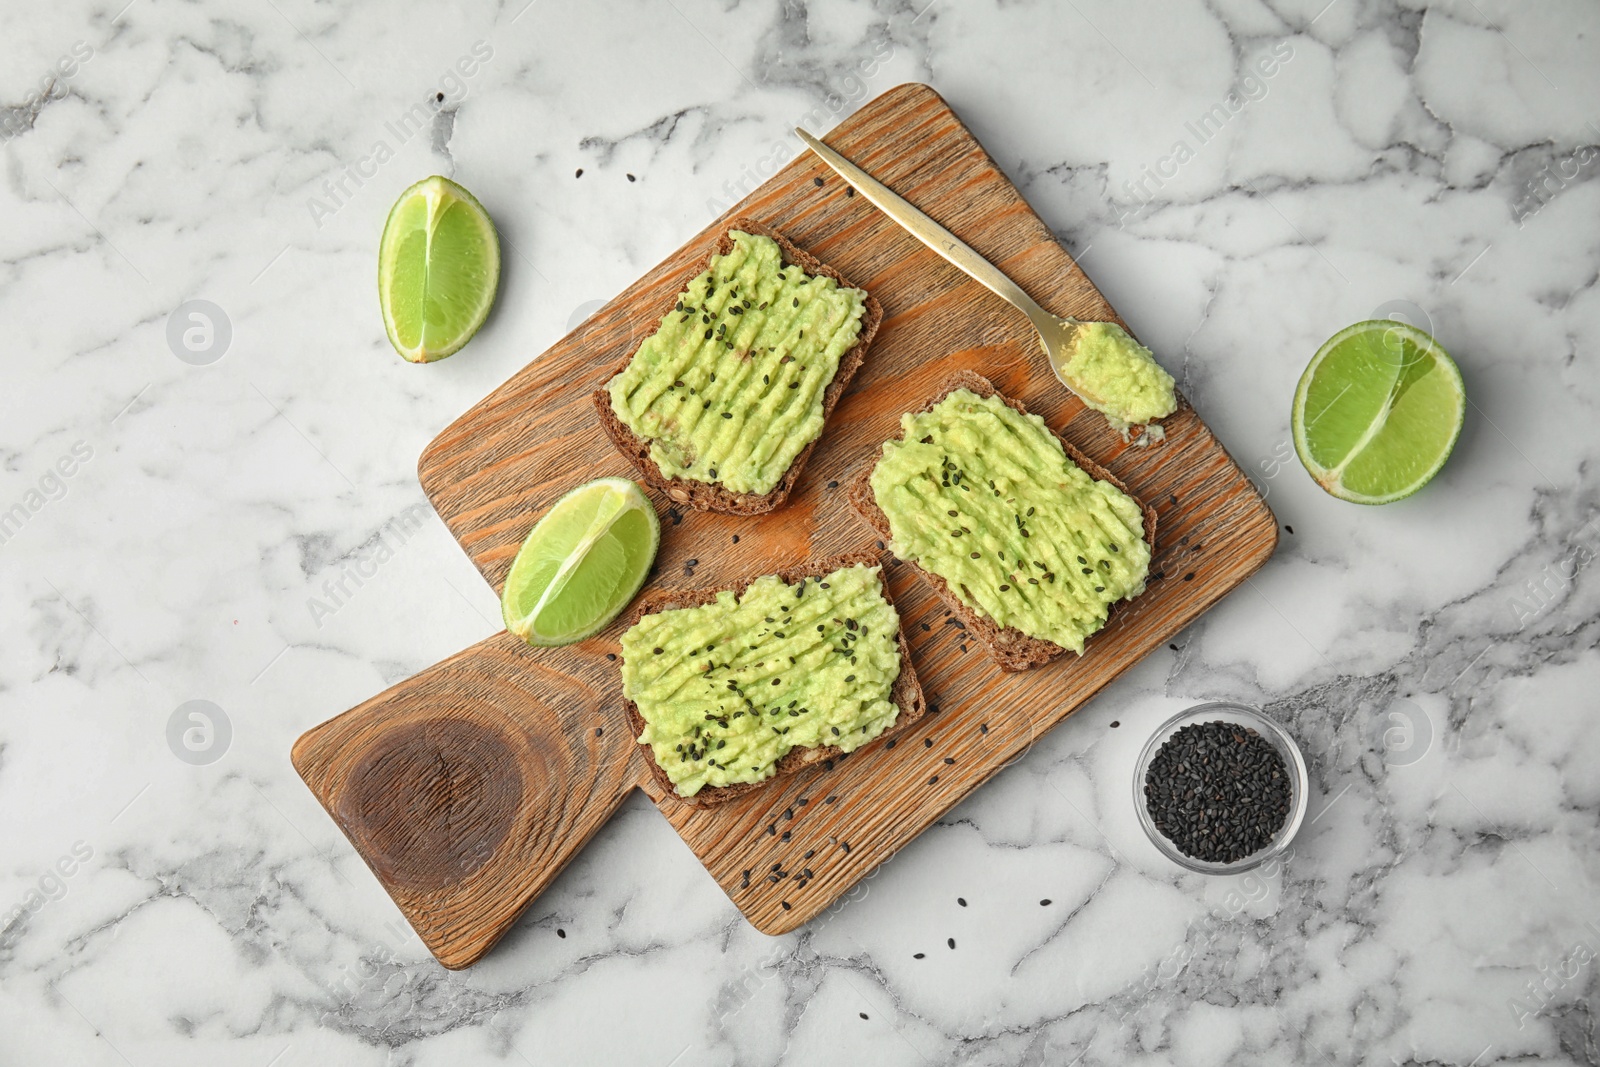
xmin=813 ymin=176 xmax=824 ymax=187
xmin=557 ymin=928 xmax=566 ymax=938
xmin=947 ymin=938 xmax=956 ymax=949
xmin=575 ymin=168 xmax=583 ymax=178
xmin=1040 ymin=899 xmax=1052 ymax=906
xmin=626 ymin=173 xmax=637 ymax=182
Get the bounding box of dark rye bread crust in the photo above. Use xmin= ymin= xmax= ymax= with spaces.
xmin=848 ymin=371 xmax=1158 ymax=673
xmin=593 ymin=218 xmax=884 ymax=515
xmin=619 ymin=550 xmax=926 ymax=808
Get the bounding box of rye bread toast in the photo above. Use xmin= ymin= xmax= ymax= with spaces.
xmin=619 ymin=550 xmax=925 ymax=808
xmin=593 ymin=218 xmax=883 ymax=515
xmin=848 ymin=371 xmax=1158 ymax=672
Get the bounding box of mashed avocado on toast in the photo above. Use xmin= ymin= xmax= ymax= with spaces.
xmin=869 ymin=389 xmax=1150 ymax=654
xmin=622 ymin=563 xmax=902 ymax=798
xmin=606 ymin=231 xmax=868 ymax=496
xmin=1060 ymin=321 xmax=1177 ymax=430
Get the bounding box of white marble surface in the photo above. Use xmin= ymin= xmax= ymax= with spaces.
xmin=3 ymin=0 xmax=1598 ymax=1063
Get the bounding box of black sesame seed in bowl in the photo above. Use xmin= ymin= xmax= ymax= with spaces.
xmin=1133 ymin=703 xmax=1308 ymax=874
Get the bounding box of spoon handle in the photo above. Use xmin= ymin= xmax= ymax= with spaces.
xmin=795 ymin=128 xmax=1053 ymax=329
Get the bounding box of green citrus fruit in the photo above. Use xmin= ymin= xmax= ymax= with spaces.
xmin=502 ymin=478 xmax=660 ymax=646
xmin=1292 ymin=320 xmax=1465 ymax=504
xmin=378 ymin=175 xmax=500 ymax=363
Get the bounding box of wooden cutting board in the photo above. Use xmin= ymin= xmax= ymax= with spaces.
xmin=292 ymin=83 xmax=1277 ymax=969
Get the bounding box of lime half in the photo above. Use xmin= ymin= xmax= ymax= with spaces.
xmin=502 ymin=478 xmax=660 ymax=646
xmin=1292 ymin=320 xmax=1465 ymax=505
xmin=378 ymin=175 xmax=500 ymax=363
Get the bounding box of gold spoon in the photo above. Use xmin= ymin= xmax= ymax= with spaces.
xmin=795 ymin=127 xmax=1120 ymax=412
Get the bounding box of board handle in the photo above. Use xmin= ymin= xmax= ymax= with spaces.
xmin=291 ymin=631 xmax=642 ymax=968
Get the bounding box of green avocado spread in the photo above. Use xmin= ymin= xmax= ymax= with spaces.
xmin=869 ymin=389 xmax=1151 ymax=654
xmin=607 ymin=231 xmax=868 ymax=496
xmin=622 ymin=563 xmax=902 ymax=797
xmin=1060 ymin=321 xmax=1178 ymax=429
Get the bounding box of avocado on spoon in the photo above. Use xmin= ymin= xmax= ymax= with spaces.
xmin=795 ymin=128 xmax=1176 ymax=434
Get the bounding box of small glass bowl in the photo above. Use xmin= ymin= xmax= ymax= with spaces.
xmin=1133 ymin=702 xmax=1308 ymax=875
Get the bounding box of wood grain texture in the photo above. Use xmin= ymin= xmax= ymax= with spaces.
xmin=291 ymin=635 xmax=640 ymax=969
xmin=293 ymin=83 xmax=1278 ymax=969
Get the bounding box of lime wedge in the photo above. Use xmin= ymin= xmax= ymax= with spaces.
xmin=1292 ymin=320 xmax=1465 ymax=504
xmin=502 ymin=478 xmax=660 ymax=646
xmin=378 ymin=175 xmax=500 ymax=363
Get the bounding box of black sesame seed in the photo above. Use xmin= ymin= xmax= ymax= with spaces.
xmin=1142 ymin=719 xmax=1291 ymax=863
xmin=947 ymin=938 xmax=956 ymax=949
xmin=654 ymin=647 xmax=663 ymax=655
xmin=813 ymin=176 xmax=825 ymax=187
xmin=557 ymin=928 xmax=566 ymax=938
xmin=1040 ymin=899 xmax=1052 ymax=906
xmin=575 ymin=168 xmax=584 ymax=178
xmin=781 ymin=900 xmax=792 ymax=910
xmin=627 ymin=173 xmax=636 ymax=182
xmin=957 ymin=897 xmax=967 ymax=907
xmin=1110 ymin=721 xmax=1120 ymax=728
